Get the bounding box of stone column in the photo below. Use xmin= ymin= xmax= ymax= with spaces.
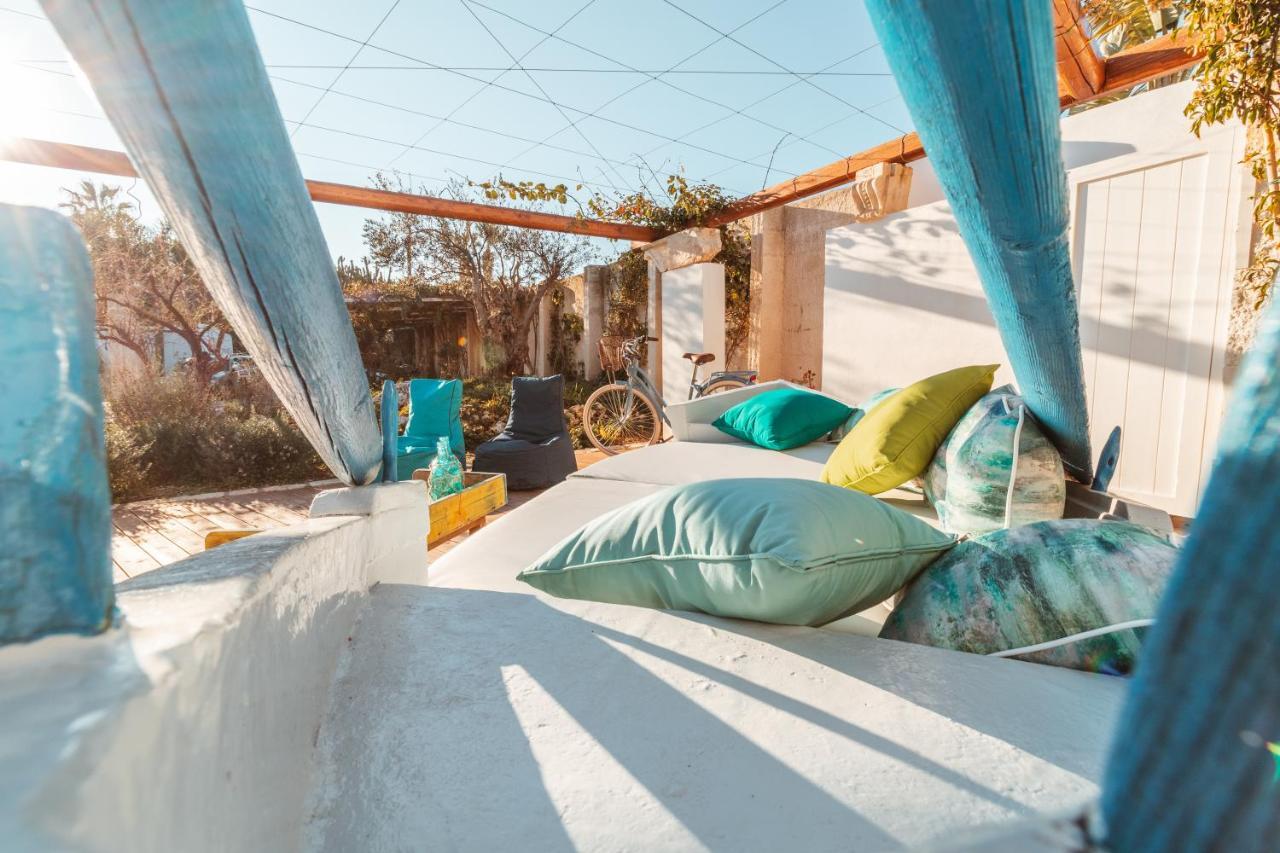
xmin=535 ymin=289 xmax=553 ymax=376
xmin=582 ymin=264 xmax=608 ymax=380
xmin=747 ymin=163 xmax=912 ymax=388
xmin=646 ymin=260 xmax=662 ymax=389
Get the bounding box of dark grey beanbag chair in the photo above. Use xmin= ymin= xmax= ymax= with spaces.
xmin=473 ymin=375 xmax=578 ymax=490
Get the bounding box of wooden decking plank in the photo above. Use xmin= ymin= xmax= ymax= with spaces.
xmin=234 ymin=497 xmax=309 ymax=526
xmin=114 ymin=510 xmax=189 ymax=565
xmin=125 ymin=507 xmax=206 ymax=555
xmin=110 ymin=532 xmax=161 ymax=576
xmin=202 ymin=500 xmax=279 ymax=529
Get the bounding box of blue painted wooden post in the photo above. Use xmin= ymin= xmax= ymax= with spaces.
xmin=381 ymin=380 xmax=398 ymax=483
xmin=0 ymin=205 xmax=114 ymax=641
xmin=864 ymin=0 xmax=1094 ymax=481
xmin=1101 ymin=272 xmax=1280 ymax=849
xmin=39 ymin=0 xmax=382 ymax=485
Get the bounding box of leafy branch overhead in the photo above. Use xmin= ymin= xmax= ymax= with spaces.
xmin=1180 ymin=0 xmax=1280 ymax=301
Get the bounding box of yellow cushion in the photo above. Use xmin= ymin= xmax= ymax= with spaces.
xmin=821 ymin=365 xmax=998 ymax=494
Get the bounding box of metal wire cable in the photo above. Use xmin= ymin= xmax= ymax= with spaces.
xmin=702 ymin=92 xmax=904 ymax=183
xmin=385 ymin=0 xmax=598 ymax=170
xmin=241 ymin=5 xmax=798 ymax=178
xmin=635 ymin=43 xmax=885 ymax=180
xmin=456 ymin=0 xmax=634 ymax=194
xmin=9 ymin=56 xmax=647 ymax=174
xmin=465 ymin=0 xmax=853 ymax=169
xmin=260 ymin=64 xmax=894 ymax=77
xmin=289 ymin=0 xmax=402 ymax=139
xmin=660 ymin=0 xmax=906 ymax=135
xmin=3 ymin=61 xmax=632 ymax=195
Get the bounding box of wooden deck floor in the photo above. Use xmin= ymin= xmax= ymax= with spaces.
xmin=111 ymin=448 xmax=608 ymax=581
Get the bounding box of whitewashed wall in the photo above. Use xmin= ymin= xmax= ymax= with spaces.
xmin=824 ymin=83 xmax=1252 ymax=516
xmin=0 ymin=482 xmax=428 ymax=852
xmin=660 ymin=263 xmax=726 ymax=404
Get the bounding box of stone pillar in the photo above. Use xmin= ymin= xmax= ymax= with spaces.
xmin=582 ymin=264 xmax=608 ymax=380
xmin=535 ymin=289 xmax=553 ymax=376
xmin=647 ymin=259 xmax=662 ymax=389
xmin=747 ymin=163 xmax=913 ymax=388
xmin=748 ymin=206 xmax=787 ymax=381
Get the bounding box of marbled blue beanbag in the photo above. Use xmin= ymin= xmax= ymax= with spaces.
xmin=880 ymin=519 xmax=1178 ymax=675
xmin=924 ymin=387 xmax=1065 ymax=535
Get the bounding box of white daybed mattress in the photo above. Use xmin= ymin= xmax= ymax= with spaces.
xmin=306 ymin=442 xmax=1125 ymax=852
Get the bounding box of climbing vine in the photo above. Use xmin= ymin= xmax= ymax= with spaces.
xmin=477 ymin=172 xmax=753 ymax=365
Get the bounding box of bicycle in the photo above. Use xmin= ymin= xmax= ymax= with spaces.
xmin=583 ymin=335 xmax=757 ymax=455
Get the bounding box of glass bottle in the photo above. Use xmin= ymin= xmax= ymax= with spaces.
xmin=427 ymin=436 xmax=464 ymax=499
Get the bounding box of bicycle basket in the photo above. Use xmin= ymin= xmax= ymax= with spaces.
xmin=598 ymin=335 xmax=628 ymax=374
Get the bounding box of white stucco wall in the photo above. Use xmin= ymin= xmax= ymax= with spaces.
xmin=660 ymin=262 xmax=726 ymax=404
xmin=0 ymin=481 xmax=428 ymax=853
xmin=823 ymin=82 xmax=1252 ymax=515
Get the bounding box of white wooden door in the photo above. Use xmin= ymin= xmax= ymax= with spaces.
xmin=1069 ymin=121 xmax=1249 ymax=516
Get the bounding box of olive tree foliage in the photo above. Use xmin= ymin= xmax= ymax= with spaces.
xmin=480 ymin=172 xmax=753 ymax=365
xmin=360 ymin=177 xmax=593 ymax=375
xmin=61 ymin=181 xmax=230 ymax=377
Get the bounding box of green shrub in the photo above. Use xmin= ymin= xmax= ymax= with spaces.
xmin=104 ymin=371 xmax=326 ymax=502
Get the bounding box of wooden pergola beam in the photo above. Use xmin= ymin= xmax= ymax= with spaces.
xmin=1052 ymin=0 xmax=1106 ymax=102
xmin=714 ymin=26 xmax=1201 ymax=225
xmin=0 ymin=137 xmax=665 ymax=243
xmin=702 ymin=133 xmax=925 ymax=227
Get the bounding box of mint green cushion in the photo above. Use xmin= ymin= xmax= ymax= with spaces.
xmin=517 ymin=478 xmax=955 ymax=626
xmin=712 ymin=388 xmax=854 ymax=450
xmin=404 ymin=378 xmax=464 ymax=456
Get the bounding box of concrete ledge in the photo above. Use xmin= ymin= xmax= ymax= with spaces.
xmin=0 ymin=496 xmax=428 ymax=851
xmin=309 ymin=480 xmax=426 ymax=518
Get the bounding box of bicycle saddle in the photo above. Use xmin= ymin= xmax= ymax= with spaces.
xmin=682 ymin=352 xmax=715 ymax=366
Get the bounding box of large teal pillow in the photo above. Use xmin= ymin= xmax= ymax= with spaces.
xmin=712 ymin=388 xmax=854 ymax=450
xmin=881 ymin=519 xmax=1176 ymax=674
xmin=404 ymin=378 xmax=464 ymax=456
xmin=517 ymin=478 xmax=955 ymax=627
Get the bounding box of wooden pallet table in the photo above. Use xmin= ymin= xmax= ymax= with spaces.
xmin=412 ymin=470 xmax=508 ymax=549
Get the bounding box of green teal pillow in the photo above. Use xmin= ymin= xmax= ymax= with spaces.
xmin=517 ymin=478 xmax=955 ymax=627
xmin=821 ymin=364 xmax=997 ymax=494
xmin=880 ymin=519 xmax=1176 ymax=674
xmin=712 ymin=388 xmax=854 ymax=450
xmin=404 ymin=378 xmax=464 ymax=456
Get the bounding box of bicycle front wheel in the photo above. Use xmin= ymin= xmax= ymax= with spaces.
xmin=583 ymin=384 xmax=661 ymax=455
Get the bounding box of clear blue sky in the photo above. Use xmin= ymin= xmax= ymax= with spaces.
xmin=0 ymin=0 xmax=912 ymax=261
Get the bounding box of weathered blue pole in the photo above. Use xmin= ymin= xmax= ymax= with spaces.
xmin=865 ymin=0 xmax=1093 ymax=481
xmin=381 ymin=380 xmax=398 ymax=483
xmin=40 ymin=0 xmax=382 ymax=485
xmin=0 ymin=205 xmax=114 ymax=642
xmin=1101 ymin=271 xmax=1280 ymax=848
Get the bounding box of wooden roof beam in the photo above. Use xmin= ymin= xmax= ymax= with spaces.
xmin=712 ymin=29 xmax=1201 ymax=225
xmin=0 ymin=137 xmax=665 ymax=243
xmin=1053 ymin=0 xmax=1106 ymax=102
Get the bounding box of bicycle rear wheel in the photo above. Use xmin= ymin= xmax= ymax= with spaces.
xmin=583 ymin=384 xmax=661 ymax=455
xmin=700 ymin=378 xmax=751 ymax=396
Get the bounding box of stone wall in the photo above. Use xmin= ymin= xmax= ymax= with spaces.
xmin=747 ymin=163 xmax=913 ymax=386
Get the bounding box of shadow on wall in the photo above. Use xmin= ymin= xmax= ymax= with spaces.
xmin=824 ymin=208 xmax=1216 ymax=385
xmin=908 ymin=140 xmax=1139 ymax=208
